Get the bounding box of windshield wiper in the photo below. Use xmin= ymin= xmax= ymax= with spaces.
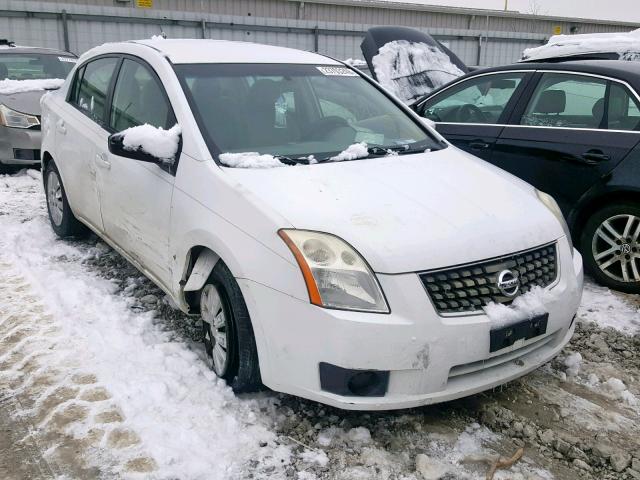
xmin=274 ymin=155 xmax=313 ymax=166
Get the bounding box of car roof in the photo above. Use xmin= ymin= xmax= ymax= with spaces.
xmin=473 ymin=59 xmax=640 ymax=82
xmin=0 ymin=45 xmax=75 ymax=57
xmin=129 ymin=39 xmax=341 ymax=65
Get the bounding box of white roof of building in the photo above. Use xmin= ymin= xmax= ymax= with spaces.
xmin=132 ymin=39 xmax=340 ymax=65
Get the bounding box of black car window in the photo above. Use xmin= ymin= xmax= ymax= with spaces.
xmin=109 ymin=58 xmax=175 ymax=132
xmin=420 ymin=73 xmax=525 ymax=124
xmin=606 ymin=83 xmax=640 ymax=132
xmin=521 ymin=73 xmax=607 ymax=129
xmin=75 ymin=57 xmax=119 ymax=125
xmin=68 ymin=65 xmax=85 ymax=105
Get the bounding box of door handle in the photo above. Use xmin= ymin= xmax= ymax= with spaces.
xmin=469 ymin=140 xmax=490 ymax=150
xmin=56 ymin=119 xmax=66 ymax=135
xmin=581 ymin=150 xmax=610 ymax=164
xmin=95 ymin=153 xmax=111 ymax=170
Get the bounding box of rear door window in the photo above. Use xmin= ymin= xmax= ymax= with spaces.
xmin=606 ymin=83 xmax=640 ymax=131
xmin=520 ymin=73 xmax=607 ymax=129
xmin=74 ymin=57 xmax=119 ymax=125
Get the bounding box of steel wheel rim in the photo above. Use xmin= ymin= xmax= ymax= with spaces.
xmin=201 ymin=284 xmax=230 ymax=376
xmin=592 ymin=213 xmax=640 ymax=283
xmin=46 ymin=171 xmax=64 ymax=226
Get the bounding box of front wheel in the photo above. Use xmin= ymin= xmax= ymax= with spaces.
xmin=200 ymin=262 xmax=262 ymax=393
xmin=44 ymin=161 xmax=88 ymax=238
xmin=580 ymin=203 xmax=640 ymax=293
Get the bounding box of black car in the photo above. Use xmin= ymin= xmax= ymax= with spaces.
xmin=410 ymin=60 xmax=640 ymax=293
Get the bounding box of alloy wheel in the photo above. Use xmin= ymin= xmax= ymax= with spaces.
xmin=46 ymin=171 xmax=64 ymax=226
xmin=201 ymin=284 xmax=230 ymax=376
xmin=591 ymin=214 xmax=640 ymax=283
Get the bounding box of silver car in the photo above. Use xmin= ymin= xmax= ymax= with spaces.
xmin=0 ymin=41 xmax=76 ymax=172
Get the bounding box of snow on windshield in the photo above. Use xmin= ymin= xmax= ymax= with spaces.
xmin=219 ymin=152 xmax=288 ymax=168
xmin=372 ymin=40 xmax=465 ymax=103
xmin=121 ymin=123 xmax=181 ymax=163
xmin=0 ymin=78 xmax=64 ymax=95
xmin=329 ymin=142 xmax=369 ymax=161
xmin=521 ymin=29 xmax=640 ymax=62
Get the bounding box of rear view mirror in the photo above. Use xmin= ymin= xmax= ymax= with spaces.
xmin=108 ymin=133 xmax=162 ymax=164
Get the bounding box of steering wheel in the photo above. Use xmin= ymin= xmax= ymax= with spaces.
xmin=456 ymin=104 xmax=487 ymax=123
xmin=303 ymin=116 xmax=351 ymax=139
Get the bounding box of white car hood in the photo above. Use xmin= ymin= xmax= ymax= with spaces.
xmin=223 ymin=147 xmax=564 ymax=274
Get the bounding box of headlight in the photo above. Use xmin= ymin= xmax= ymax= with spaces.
xmin=279 ymin=229 xmax=389 ymax=313
xmin=0 ymin=104 xmax=40 ymax=128
xmin=536 ymin=190 xmax=572 ymax=248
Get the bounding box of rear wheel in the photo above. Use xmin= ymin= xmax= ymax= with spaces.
xmin=580 ymin=203 xmax=640 ymax=293
xmin=44 ymin=161 xmax=88 ymax=238
xmin=200 ymin=261 xmax=262 ymax=393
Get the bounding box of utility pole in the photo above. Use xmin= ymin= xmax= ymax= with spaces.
xmin=504 ymin=0 xmax=508 ymax=10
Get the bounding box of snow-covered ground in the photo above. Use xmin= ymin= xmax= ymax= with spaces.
xmin=1 ymin=170 xmax=639 ymax=480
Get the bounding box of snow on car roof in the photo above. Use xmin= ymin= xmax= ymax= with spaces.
xmin=521 ymin=29 xmax=640 ymax=62
xmin=132 ymin=38 xmax=341 ymax=65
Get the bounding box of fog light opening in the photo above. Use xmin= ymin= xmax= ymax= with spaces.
xmin=347 ymin=371 xmax=382 ymax=396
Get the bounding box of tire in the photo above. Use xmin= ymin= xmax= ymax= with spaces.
xmin=580 ymin=202 xmax=640 ymax=294
xmin=44 ymin=161 xmax=88 ymax=238
xmin=200 ymin=261 xmax=262 ymax=393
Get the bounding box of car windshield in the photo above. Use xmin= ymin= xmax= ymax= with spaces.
xmin=175 ymin=63 xmax=443 ymax=164
xmin=0 ymin=53 xmax=75 ymax=80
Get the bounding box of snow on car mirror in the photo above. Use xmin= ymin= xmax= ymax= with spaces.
xmin=108 ymin=124 xmax=182 ymax=173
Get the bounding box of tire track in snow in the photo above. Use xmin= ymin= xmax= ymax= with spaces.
xmin=0 ymin=172 xmax=292 ymax=479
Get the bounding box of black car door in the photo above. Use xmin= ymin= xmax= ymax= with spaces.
xmin=493 ymin=71 xmax=640 ymax=214
xmin=416 ymin=71 xmax=533 ymax=161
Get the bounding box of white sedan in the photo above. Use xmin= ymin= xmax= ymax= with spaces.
xmin=40 ymin=39 xmax=583 ymax=410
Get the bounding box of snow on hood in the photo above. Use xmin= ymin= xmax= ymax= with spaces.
xmin=521 ymin=29 xmax=640 ymax=62
xmin=223 ymin=147 xmax=564 ymax=274
xmin=372 ymin=40 xmax=465 ymax=103
xmin=0 ymin=78 xmax=64 ymax=95
xmin=121 ymin=123 xmax=181 ymax=163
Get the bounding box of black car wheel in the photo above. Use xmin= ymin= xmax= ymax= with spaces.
xmin=581 ymin=203 xmax=640 ymax=293
xmin=44 ymin=161 xmax=88 ymax=238
xmin=200 ymin=261 xmax=262 ymax=393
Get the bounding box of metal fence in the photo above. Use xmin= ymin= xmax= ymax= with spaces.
xmin=0 ymin=0 xmax=638 ymax=66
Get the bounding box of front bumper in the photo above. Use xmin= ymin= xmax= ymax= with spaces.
xmin=0 ymin=125 xmax=41 ymax=166
xmin=240 ymin=239 xmax=583 ymax=410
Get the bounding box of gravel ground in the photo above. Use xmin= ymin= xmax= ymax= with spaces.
xmin=1 ymin=170 xmax=639 ymax=480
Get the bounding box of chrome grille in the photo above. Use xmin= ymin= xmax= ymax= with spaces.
xmin=419 ymin=243 xmax=557 ymax=315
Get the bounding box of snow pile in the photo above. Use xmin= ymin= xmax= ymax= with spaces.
xmin=483 ymin=286 xmax=555 ymax=328
xmin=150 ymin=34 xmax=166 ymax=41
xmin=563 ymin=352 xmax=582 ymax=377
xmin=299 ymin=449 xmax=329 ymax=467
xmin=330 ymin=142 xmax=369 ymax=161
xmin=372 ymin=40 xmax=464 ymax=103
xmin=120 ymin=123 xmax=181 ymax=163
xmin=0 ymin=78 xmax=64 ymax=94
xmin=521 ymin=29 xmax=640 ymax=62
xmin=219 ymin=152 xmax=287 ymax=169
xmin=602 ymin=378 xmax=639 ymax=407
xmin=346 ymin=427 xmax=372 ymax=444
xmin=579 ymin=281 xmax=640 ymax=334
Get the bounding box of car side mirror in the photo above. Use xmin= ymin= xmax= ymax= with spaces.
xmin=108 ymin=132 xmax=164 ymax=164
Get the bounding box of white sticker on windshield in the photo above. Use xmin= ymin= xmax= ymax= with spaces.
xmin=58 ymin=56 xmax=76 ymax=63
xmin=316 ymin=66 xmax=358 ymax=76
